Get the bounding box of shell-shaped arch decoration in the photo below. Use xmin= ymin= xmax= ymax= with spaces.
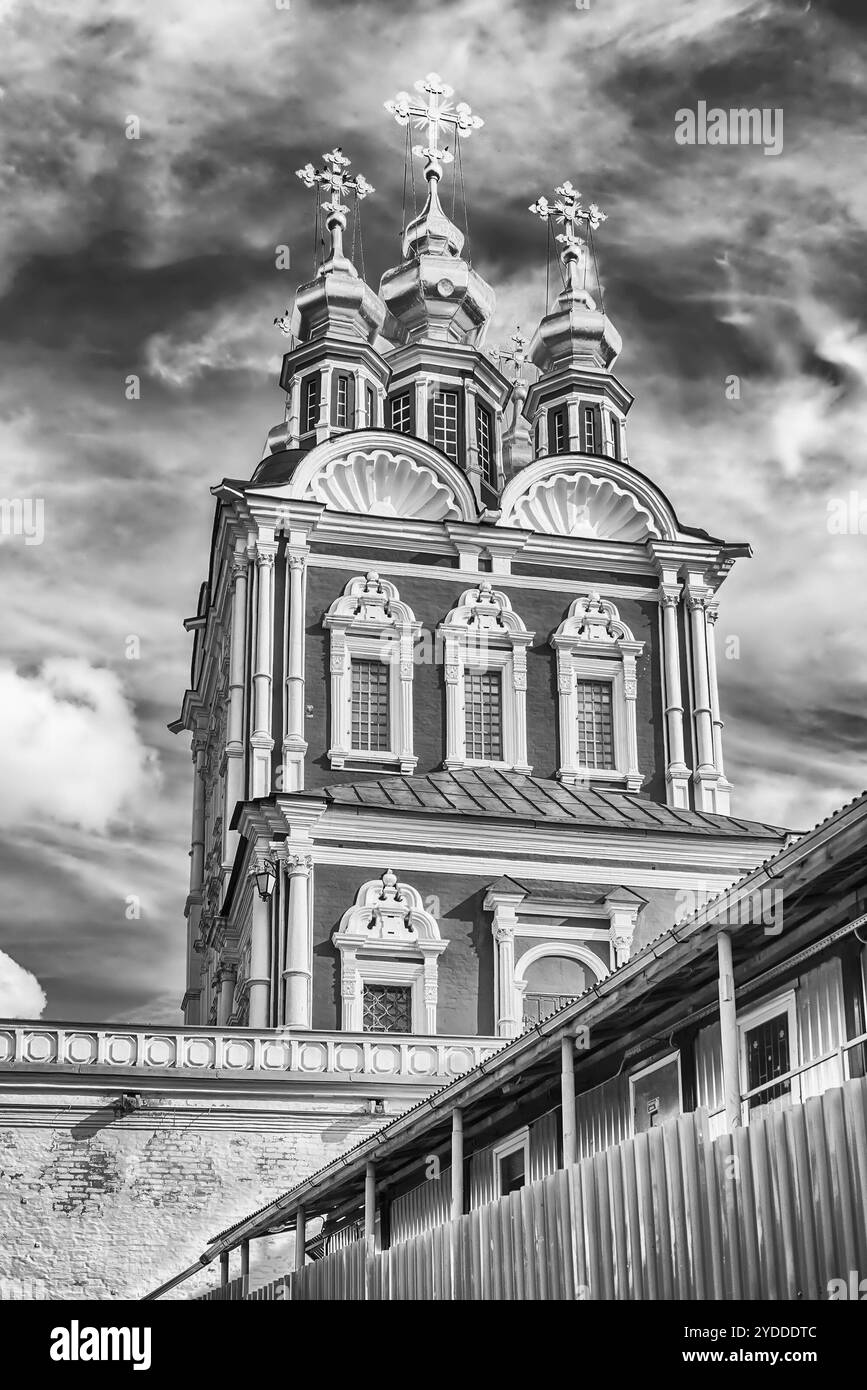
xmin=512 ymin=472 xmax=660 ymax=542
xmin=307 ymin=448 xmax=461 ymax=522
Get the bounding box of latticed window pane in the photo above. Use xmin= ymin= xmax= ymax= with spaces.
xmin=350 ymin=660 xmax=390 ymax=752
xmin=336 ymin=374 xmax=349 ymax=428
xmin=303 ymin=376 xmax=319 ymax=433
xmin=389 ymin=393 xmax=411 ymax=433
xmin=464 ymin=670 xmax=503 ymax=761
xmin=552 ymin=408 xmax=567 ymax=454
xmin=575 ymin=679 xmax=615 ymax=770
xmin=746 ymin=1014 xmax=791 ymax=1110
xmin=362 ymin=984 xmax=412 ymax=1034
xmin=476 ymin=402 xmax=495 ymax=486
xmin=433 ymin=390 xmax=459 ymax=460
xmin=583 ymin=407 xmax=596 ymax=453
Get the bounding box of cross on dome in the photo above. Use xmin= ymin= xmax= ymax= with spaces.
xmin=385 ymin=72 xmax=483 ymax=180
xmin=530 ymin=182 xmax=607 ymax=295
xmin=492 ymin=327 xmax=529 ymax=381
xmin=295 ymin=146 xmax=373 ymax=277
xmin=296 ymin=146 xmax=374 ymax=216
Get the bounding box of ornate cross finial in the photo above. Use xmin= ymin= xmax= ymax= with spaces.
xmin=529 ymin=181 xmax=607 ymax=293
xmin=385 ymin=72 xmax=483 ymax=182
xmin=295 ymin=146 xmax=374 ymax=272
xmin=492 ymin=326 xmax=529 ymax=381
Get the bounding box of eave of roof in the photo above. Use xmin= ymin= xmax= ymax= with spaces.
xmin=322 ymin=767 xmax=789 ymax=839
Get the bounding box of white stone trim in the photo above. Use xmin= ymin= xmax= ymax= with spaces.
xmin=439 ymin=581 xmax=533 ymax=774
xmin=551 ymin=592 xmax=644 ymax=791
xmin=324 ymin=573 xmax=420 ymax=773
xmin=485 ymin=884 xmax=644 ymax=1036
xmin=332 ymin=873 xmax=448 ymax=1034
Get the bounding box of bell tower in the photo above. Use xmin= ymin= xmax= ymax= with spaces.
xmin=171 ymin=74 xmax=756 ymax=1038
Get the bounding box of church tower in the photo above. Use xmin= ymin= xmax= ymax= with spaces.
xmin=171 ymin=74 xmax=773 ymax=1037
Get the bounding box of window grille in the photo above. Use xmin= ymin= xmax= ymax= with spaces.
xmin=476 ymin=402 xmax=495 ymax=485
xmin=575 ymin=679 xmax=615 ymax=769
xmin=335 ymin=374 xmax=350 ymax=428
xmin=362 ymin=983 xmax=412 ymax=1034
xmin=350 ymin=660 xmax=390 ymax=752
xmin=389 ymin=392 xmax=412 ymax=433
xmin=464 ymin=670 xmax=503 ymax=761
xmin=303 ymin=376 xmax=319 ymax=433
xmin=745 ymin=1014 xmax=791 ymax=1109
xmin=583 ymin=406 xmax=596 ymax=454
xmin=433 ymin=390 xmax=459 ymax=460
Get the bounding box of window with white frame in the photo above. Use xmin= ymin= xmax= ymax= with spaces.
xmin=492 ymin=1128 xmax=530 ymax=1197
xmin=389 ymin=391 xmax=412 ymax=434
xmin=324 ymin=573 xmax=420 ymax=772
xmin=433 ymin=389 xmax=460 ymax=461
xmin=335 ymin=373 xmax=350 ymax=429
xmin=464 ymin=670 xmax=503 ymax=760
xmin=476 ymin=401 xmax=495 ymax=486
xmin=350 ymin=659 xmax=390 ymax=753
xmin=550 ymin=592 xmax=644 ymax=790
xmin=738 ymin=991 xmax=799 ymax=1114
xmin=575 ymin=679 xmax=615 ymax=770
xmin=332 ymin=872 xmax=448 ymax=1034
xmin=302 ymin=375 xmax=319 ymax=435
xmin=439 ymin=582 xmax=532 ymax=773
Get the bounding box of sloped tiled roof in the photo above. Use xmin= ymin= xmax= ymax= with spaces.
xmin=324 ymin=767 xmax=787 ymax=839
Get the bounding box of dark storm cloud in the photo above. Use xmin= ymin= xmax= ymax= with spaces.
xmin=0 ymin=0 xmax=865 ymax=1019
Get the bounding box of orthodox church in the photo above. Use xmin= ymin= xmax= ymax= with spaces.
xmin=171 ymin=73 xmax=786 ymax=1046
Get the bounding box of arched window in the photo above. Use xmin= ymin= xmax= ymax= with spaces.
xmin=323 ymin=573 xmax=420 ymax=772
xmin=438 ymin=582 xmax=533 ymax=773
xmin=332 ymin=871 xmax=448 ymax=1033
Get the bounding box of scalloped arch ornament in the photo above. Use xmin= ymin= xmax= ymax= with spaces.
xmin=509 ymin=470 xmax=660 ymax=541
xmin=307 ymin=447 xmax=462 ymax=521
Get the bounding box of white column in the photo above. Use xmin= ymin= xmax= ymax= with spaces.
xmin=660 ymin=586 xmax=691 ymax=808
xmin=282 ymin=551 xmax=308 ymax=792
xmin=414 ymin=376 xmax=428 ymax=441
xmin=465 ymin=382 xmax=481 ymax=498
xmin=287 ymin=377 xmax=301 ymax=447
xmin=397 ymin=626 xmax=418 ymax=774
xmin=216 ymin=966 xmax=236 ymax=1026
xmin=450 ymin=1110 xmax=464 ymax=1221
xmin=283 ymin=855 xmax=312 ymax=1029
xmin=706 ymin=603 xmax=732 ymax=813
xmin=353 ymin=369 xmax=365 ymax=428
xmin=619 ymin=639 xmax=643 ymax=792
xmin=250 ymin=544 xmax=275 ymax=798
xmin=717 ymin=931 xmax=742 ymax=1130
xmin=224 ymin=550 xmax=248 ymax=866
xmin=442 ymin=639 xmax=462 ymax=768
xmin=567 ymin=398 xmax=581 ymax=452
xmin=686 ymin=585 xmax=719 ymax=811
xmin=248 ymin=887 xmax=271 ymax=1028
xmin=511 ymin=641 xmax=531 ymax=774
xmin=316 ymin=365 xmax=333 ymax=443
xmin=561 ymin=1037 xmax=577 ymax=1168
xmin=495 ymin=923 xmax=518 ymax=1037
xmin=185 ymin=738 xmax=207 ymax=1023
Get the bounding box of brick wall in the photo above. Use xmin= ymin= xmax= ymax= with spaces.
xmin=0 ymin=1081 xmax=388 ymax=1300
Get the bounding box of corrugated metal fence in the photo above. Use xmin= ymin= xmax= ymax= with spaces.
xmin=199 ymin=1077 xmax=867 ymax=1301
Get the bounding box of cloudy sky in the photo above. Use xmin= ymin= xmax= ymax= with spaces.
xmin=0 ymin=0 xmax=865 ymax=1023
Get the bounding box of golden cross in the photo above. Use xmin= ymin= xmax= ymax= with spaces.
xmin=385 ymin=72 xmax=483 ymax=169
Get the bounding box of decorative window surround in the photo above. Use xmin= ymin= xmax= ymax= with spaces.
xmin=484 ymin=883 xmax=645 ymax=1038
xmin=332 ymin=871 xmax=448 ymax=1034
xmin=324 ymin=573 xmax=420 ymax=773
xmin=439 ymin=581 xmax=533 ymax=774
xmin=550 ymin=591 xmax=644 ymax=791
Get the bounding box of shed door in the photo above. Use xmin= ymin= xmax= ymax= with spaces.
xmin=630 ymin=1053 xmax=682 ymax=1133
